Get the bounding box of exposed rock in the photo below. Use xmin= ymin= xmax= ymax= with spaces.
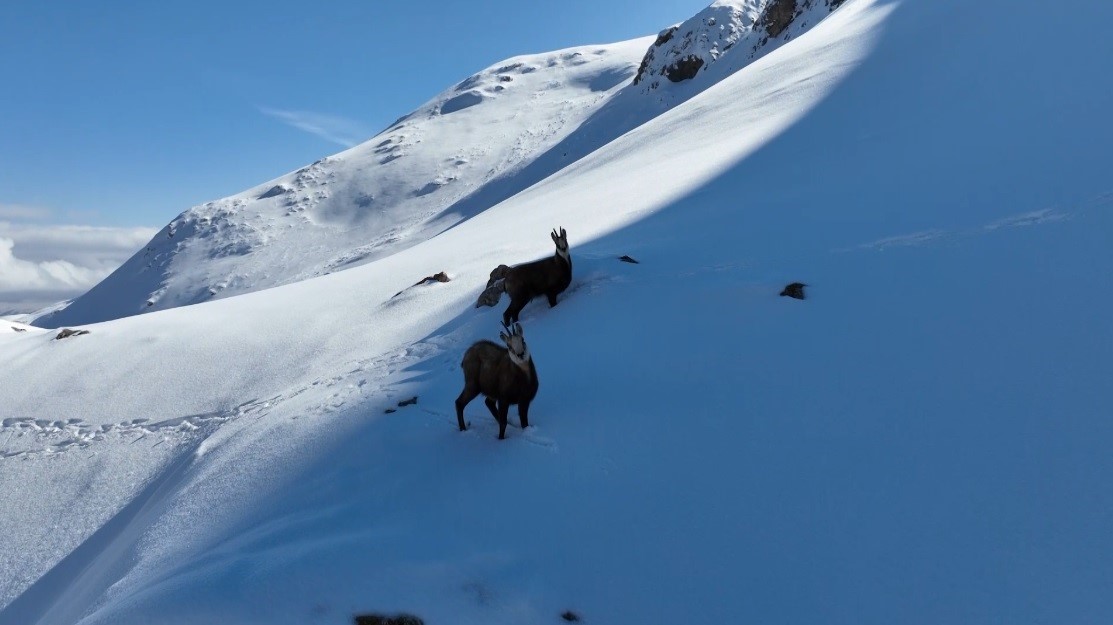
xmin=476 ymin=283 xmax=505 ymax=308
xmin=665 ymin=55 xmax=705 ymax=82
xmin=561 ymin=610 xmax=582 ymax=622
xmin=10 ymin=326 xmax=27 ymax=333
xmin=384 ymin=408 xmax=397 ymax=414
xmin=397 ymin=396 xmax=418 ymax=407
xmin=634 ymin=0 xmax=844 ymax=93
xmin=55 ymin=328 xmax=91 ymax=340
xmin=413 ymin=272 xmax=450 ymax=287
xmin=353 ymin=614 xmax=424 ymax=625
xmin=257 ymin=185 xmax=289 ymax=200
xmin=618 ymin=255 xmax=640 ymax=264
xmin=392 ymin=272 xmax=450 ymax=298
xmin=476 ymin=264 xmax=511 ymax=308
xmin=486 ymin=264 xmax=510 ymax=288
xmin=762 ymin=0 xmax=798 ymax=37
xmin=633 ymin=26 xmax=679 ymax=85
xmin=780 ymin=282 xmax=807 ymax=300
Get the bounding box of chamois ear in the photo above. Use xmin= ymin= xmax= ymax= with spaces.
xmin=551 ymin=229 xmax=559 ymax=242
xmin=560 ymin=227 xmax=566 ymax=239
xmin=513 ymin=322 xmax=524 ymax=337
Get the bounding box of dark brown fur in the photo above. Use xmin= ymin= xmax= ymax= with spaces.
xmin=455 ymin=332 xmax=539 ymax=440
xmin=500 ymin=228 xmax=572 ymax=325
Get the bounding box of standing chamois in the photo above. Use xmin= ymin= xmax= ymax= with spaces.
xmin=478 ymin=228 xmax=572 ymax=325
xmin=455 ymin=322 xmax=539 ymax=440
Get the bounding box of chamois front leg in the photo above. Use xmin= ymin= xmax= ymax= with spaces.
xmin=518 ymin=401 xmax=530 ymax=429
xmin=455 ymin=387 xmax=480 ymax=431
xmin=496 ymin=400 xmax=510 ymax=440
xmin=546 ymin=291 xmax=559 ymax=307
xmin=504 ymin=297 xmax=528 ymax=325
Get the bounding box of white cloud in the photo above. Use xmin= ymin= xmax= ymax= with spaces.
xmin=0 ymin=223 xmax=157 ymax=314
xmin=259 ymin=106 xmax=371 ymax=147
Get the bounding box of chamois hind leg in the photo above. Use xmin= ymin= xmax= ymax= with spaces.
xmin=495 ymin=400 xmax=511 ymax=440
xmin=546 ymin=291 xmax=559 ymax=307
xmin=518 ymin=401 xmax=530 ymax=429
xmin=503 ymin=296 xmax=528 ymax=325
xmin=455 ymin=386 xmax=480 ymax=431
xmin=484 ymin=396 xmax=499 ymax=420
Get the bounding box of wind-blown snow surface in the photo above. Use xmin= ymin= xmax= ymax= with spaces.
xmin=3 ymin=0 xmax=1113 ymax=623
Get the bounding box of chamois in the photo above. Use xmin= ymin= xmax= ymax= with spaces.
xmin=455 ymin=322 xmax=539 ymax=440
xmin=487 ymin=228 xmax=572 ymax=325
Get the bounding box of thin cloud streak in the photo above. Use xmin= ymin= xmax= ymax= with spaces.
xmin=258 ymin=106 xmax=372 ymax=147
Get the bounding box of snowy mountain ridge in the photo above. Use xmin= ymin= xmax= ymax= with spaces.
xmin=36 ymin=0 xmax=849 ymax=329
xmin=634 ymin=0 xmax=845 ymax=94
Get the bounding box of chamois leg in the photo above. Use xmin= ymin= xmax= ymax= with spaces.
xmin=495 ymin=400 xmax=510 ymax=440
xmin=484 ymin=396 xmax=499 ymax=420
xmin=503 ymin=296 xmax=528 ymax=325
xmin=546 ymin=291 xmax=559 ymax=307
xmin=455 ymin=386 xmax=480 ymax=431
xmin=518 ymin=401 xmax=530 ymax=429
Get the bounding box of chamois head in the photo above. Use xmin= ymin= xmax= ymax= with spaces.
xmin=500 ymin=321 xmax=530 ymax=368
xmin=551 ymin=227 xmax=569 ymax=261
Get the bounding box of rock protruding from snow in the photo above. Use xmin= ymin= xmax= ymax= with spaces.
xmin=634 ymin=0 xmax=846 ymax=92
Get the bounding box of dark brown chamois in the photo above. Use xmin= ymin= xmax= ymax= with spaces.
xmin=499 ymin=228 xmax=571 ymax=325
xmin=455 ymin=322 xmax=539 ymax=440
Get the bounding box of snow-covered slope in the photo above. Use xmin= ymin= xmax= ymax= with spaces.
xmin=4 ymin=0 xmax=1113 ymax=623
xmin=37 ymin=1 xmax=853 ymax=331
xmin=36 ymin=38 xmax=652 ymax=328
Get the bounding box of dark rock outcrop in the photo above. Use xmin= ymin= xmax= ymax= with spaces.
xmin=257 ymin=185 xmax=289 ymax=200
xmin=475 ymin=264 xmax=511 ymax=308
xmin=55 ymin=328 xmax=90 ymax=340
xmin=392 ymin=272 xmax=451 ymax=298
xmin=665 ymin=55 xmax=705 ymax=82
xmin=353 ymin=614 xmax=424 ymax=625
xmin=633 ymin=26 xmax=679 ymax=85
xmin=762 ymin=0 xmax=798 ymax=38
xmin=634 ymin=0 xmax=845 ymax=93
xmin=412 ymin=272 xmax=450 ymax=287
xmin=780 ymin=282 xmax=807 ymax=300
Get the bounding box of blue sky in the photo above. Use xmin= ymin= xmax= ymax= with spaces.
xmin=0 ymin=0 xmax=706 ymax=229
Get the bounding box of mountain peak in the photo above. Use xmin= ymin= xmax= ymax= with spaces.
xmin=633 ymin=0 xmax=847 ymax=92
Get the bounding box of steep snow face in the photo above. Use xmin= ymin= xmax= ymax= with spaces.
xmin=634 ymin=0 xmax=845 ymax=98
xmin=37 ymin=39 xmax=650 ymax=328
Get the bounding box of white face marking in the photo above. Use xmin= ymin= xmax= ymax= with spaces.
xmin=553 ymin=232 xmax=569 ymax=261
xmin=503 ymin=334 xmax=531 ymax=369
